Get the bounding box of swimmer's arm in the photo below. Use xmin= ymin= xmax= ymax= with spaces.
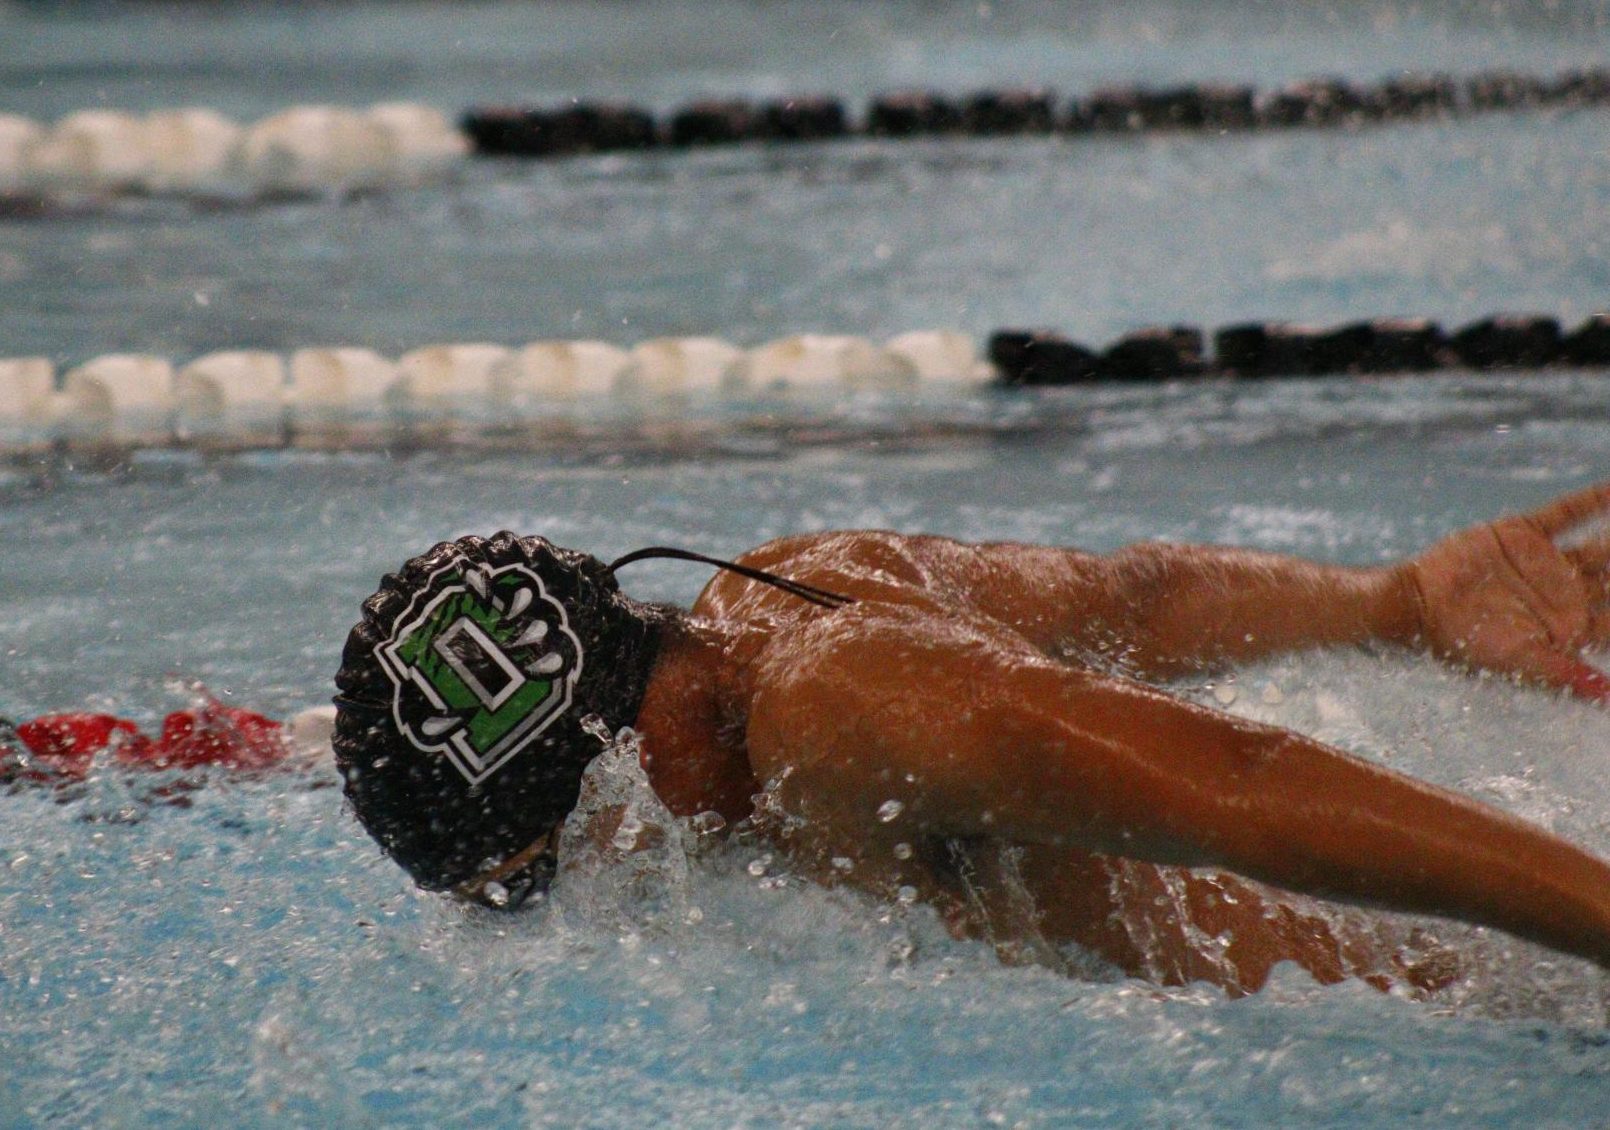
xmin=960 ymin=480 xmax=1610 ymax=697
xmin=957 ymin=538 xmax=1420 ymax=678
xmin=747 ymin=607 xmax=1610 ymax=970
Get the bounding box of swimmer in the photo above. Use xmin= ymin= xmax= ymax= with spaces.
xmin=333 ymin=481 xmax=1610 ymax=994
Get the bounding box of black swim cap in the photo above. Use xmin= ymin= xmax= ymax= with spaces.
xmin=333 ymin=532 xmax=669 ymax=899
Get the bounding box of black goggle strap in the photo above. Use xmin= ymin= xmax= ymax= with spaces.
xmin=606 ymin=546 xmax=856 ymax=610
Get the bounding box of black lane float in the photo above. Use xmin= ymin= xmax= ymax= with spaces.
xmin=463 ymin=66 xmax=1610 ymax=158
xmin=989 ymin=313 xmax=1610 ymax=385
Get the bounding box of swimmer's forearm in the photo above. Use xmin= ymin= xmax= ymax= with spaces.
xmin=963 ymin=540 xmax=1423 ymax=674
xmin=1016 ymin=691 xmax=1610 ymax=969
xmin=1087 ymin=544 xmax=1424 ymax=676
xmin=1130 ymin=719 xmax=1610 ymax=971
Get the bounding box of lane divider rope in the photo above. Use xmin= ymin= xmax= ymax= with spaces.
xmin=2 ymin=67 xmax=1605 ymax=200
xmin=2 ymin=314 xmax=1604 ymax=456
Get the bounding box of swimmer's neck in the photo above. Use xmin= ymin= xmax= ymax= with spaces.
xmin=634 ymin=615 xmax=765 ymax=825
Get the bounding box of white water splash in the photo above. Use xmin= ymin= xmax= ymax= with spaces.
xmin=550 ymin=726 xmax=691 ymax=938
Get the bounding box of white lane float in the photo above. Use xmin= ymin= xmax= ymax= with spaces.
xmin=885 ymin=329 xmax=984 ymax=380
xmin=1 ymin=329 xmax=999 ymax=455
xmin=0 ymin=358 xmax=58 ymax=453
xmin=396 ymin=343 xmax=513 ymax=429
xmin=60 ymin=354 xmax=176 ymax=447
xmin=624 ymin=337 xmax=746 ymax=401
xmin=287 ymin=347 xmax=398 ymax=443
xmin=0 ymin=114 xmax=43 ymax=197
xmin=0 ymin=102 xmax=471 ymax=199
xmin=491 ymin=340 xmax=634 ymax=417
xmin=141 ymin=108 xmax=245 ymax=195
xmin=26 ymin=110 xmax=151 ymax=195
xmin=174 ymin=350 xmax=287 ymax=446
xmin=739 ymin=333 xmax=917 ymax=392
xmin=241 ymin=105 xmax=394 ymax=195
xmin=367 ymin=102 xmax=470 ymax=184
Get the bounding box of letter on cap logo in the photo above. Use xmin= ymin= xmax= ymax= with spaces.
xmin=376 ymin=562 xmax=584 ymax=785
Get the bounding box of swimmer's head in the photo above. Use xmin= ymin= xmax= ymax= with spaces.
xmin=333 ymin=532 xmax=672 ymax=907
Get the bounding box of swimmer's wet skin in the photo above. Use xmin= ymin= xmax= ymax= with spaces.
xmin=333 ymin=481 xmax=1610 ymax=995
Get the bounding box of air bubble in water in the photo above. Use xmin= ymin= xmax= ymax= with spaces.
xmin=481 ymin=881 xmax=510 ymax=908
xmin=611 ymin=809 xmax=644 ymax=852
xmin=876 ymin=799 xmax=904 ymax=823
xmin=831 ymin=856 xmax=854 ymax=873
xmin=892 ymin=842 xmax=913 ymax=860
xmin=896 ymin=885 xmax=918 ymax=905
xmin=747 ymin=854 xmax=773 ymax=877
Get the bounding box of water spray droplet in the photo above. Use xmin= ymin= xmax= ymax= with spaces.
xmin=876 ymin=799 xmax=904 ymax=823
xmin=892 ymin=842 xmax=913 ymax=860
xmin=688 ymin=811 xmax=727 ymax=837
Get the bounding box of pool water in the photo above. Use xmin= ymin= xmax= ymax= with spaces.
xmin=3 ymin=2 xmax=1610 ymax=362
xmin=6 ymin=378 xmax=1610 ymax=1127
xmin=4 ymin=1 xmax=1610 ymax=1126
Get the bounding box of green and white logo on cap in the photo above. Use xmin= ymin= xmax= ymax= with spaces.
xmin=376 ymin=561 xmax=584 ymax=786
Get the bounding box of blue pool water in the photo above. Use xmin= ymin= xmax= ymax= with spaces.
xmin=6 ymin=382 xmax=1610 ymax=1128
xmin=4 ymin=2 xmax=1610 ymax=1126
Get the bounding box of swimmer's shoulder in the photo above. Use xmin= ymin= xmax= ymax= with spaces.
xmin=685 ymin=531 xmax=967 ymax=616
xmin=738 ymin=531 xmax=1102 ymax=593
xmin=734 ymin=530 xmax=979 ymax=585
xmin=738 ymin=529 xmax=976 ymax=565
xmin=732 ymin=532 xmax=1118 ymax=651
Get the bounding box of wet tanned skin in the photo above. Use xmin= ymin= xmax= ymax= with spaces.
xmin=631 ymin=484 xmax=1610 ymax=994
